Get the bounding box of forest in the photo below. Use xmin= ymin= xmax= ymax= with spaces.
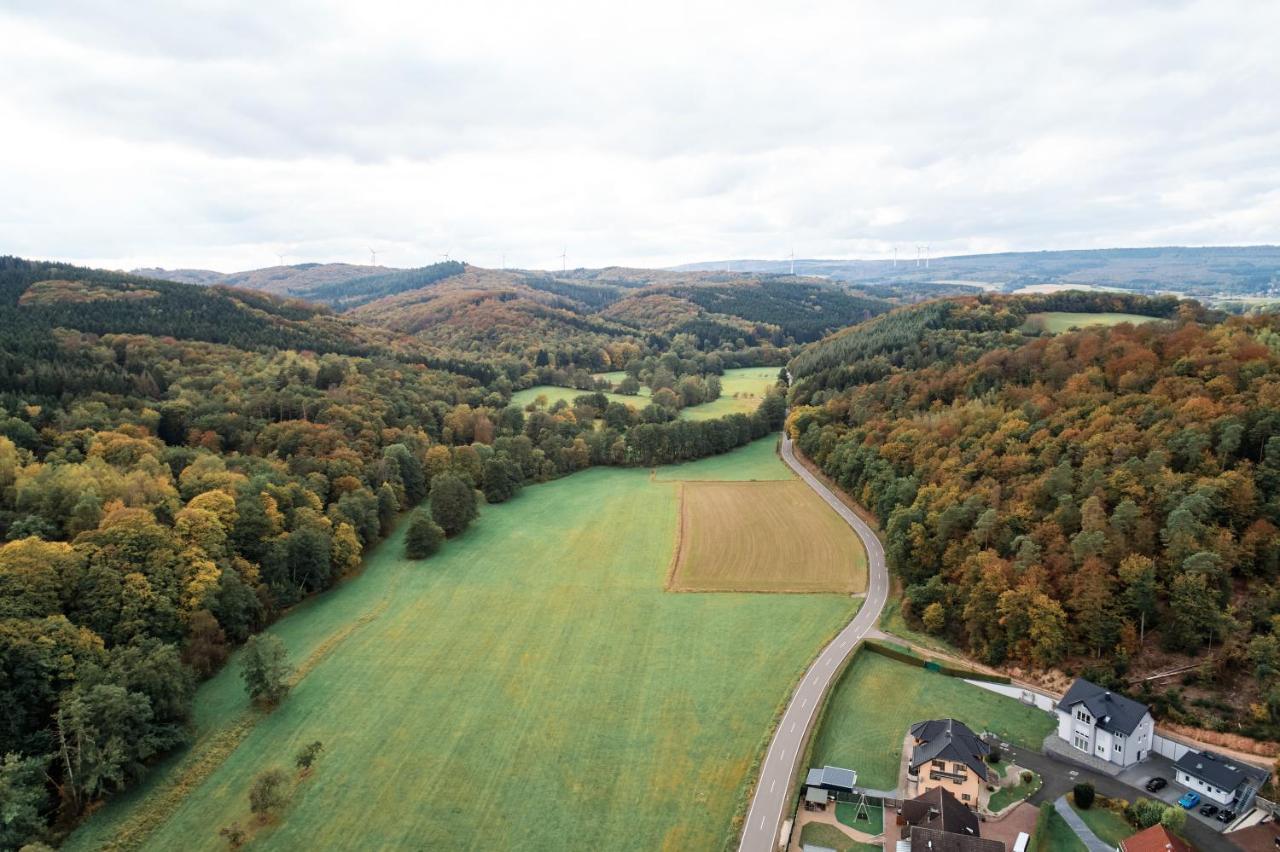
xmin=788 ymin=292 xmax=1280 ymax=741
xmin=0 ymin=256 xmax=793 ymax=848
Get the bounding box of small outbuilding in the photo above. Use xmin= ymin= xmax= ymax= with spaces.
xmin=1172 ymin=748 xmax=1268 ymax=808
xmin=805 ymin=764 xmax=857 ymax=794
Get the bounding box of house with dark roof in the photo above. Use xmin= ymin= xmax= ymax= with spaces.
xmin=909 ymin=719 xmax=994 ymax=806
xmin=1172 ymin=748 xmax=1268 ymax=808
xmin=899 ymin=788 xmax=1005 ymax=852
xmin=1055 ymin=678 xmax=1154 ymax=767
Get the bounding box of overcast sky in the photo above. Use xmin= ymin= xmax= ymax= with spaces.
xmin=1 ymin=0 xmax=1277 ymax=272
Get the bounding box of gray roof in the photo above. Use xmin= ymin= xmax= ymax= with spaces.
xmin=805 ymin=785 xmax=830 ymax=804
xmin=1056 ymin=678 xmax=1150 ymax=736
xmin=1173 ymin=749 xmax=1268 ymax=792
xmin=900 ymin=787 xmax=981 ymax=838
xmin=910 ymin=719 xmax=991 ymax=779
xmin=802 ymin=846 xmax=839 ymax=852
xmin=805 ymin=765 xmax=857 ymax=791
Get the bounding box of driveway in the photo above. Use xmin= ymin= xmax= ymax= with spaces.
xmin=989 ymin=742 xmax=1235 ymax=852
xmin=1055 ymin=795 xmax=1114 ymax=852
xmin=737 ymin=436 xmax=891 ymax=852
xmin=1117 ymin=758 xmax=1235 ymax=834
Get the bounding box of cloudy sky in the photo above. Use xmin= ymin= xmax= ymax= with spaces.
xmin=1 ymin=0 xmax=1277 ymax=272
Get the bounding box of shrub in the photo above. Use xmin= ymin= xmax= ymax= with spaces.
xmin=295 ymin=740 xmax=324 ymax=771
xmin=219 ymin=823 xmax=246 ymax=849
xmin=1160 ymin=806 xmax=1187 ymax=833
xmin=1073 ymin=782 xmax=1095 ymax=809
xmin=1021 ymin=769 xmax=1034 ymax=784
xmin=404 ymin=509 xmax=445 ymax=558
xmin=987 ymin=746 xmax=1003 ymax=764
xmin=1129 ymin=797 xmax=1166 ymax=828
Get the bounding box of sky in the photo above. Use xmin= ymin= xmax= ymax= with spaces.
xmin=1 ymin=0 xmax=1278 ymax=273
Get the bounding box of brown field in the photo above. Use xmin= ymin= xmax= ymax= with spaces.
xmin=669 ymin=480 xmax=868 ymax=594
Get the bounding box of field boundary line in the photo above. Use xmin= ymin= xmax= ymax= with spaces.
xmin=93 ymin=597 xmax=392 ymax=851
xmin=663 ymin=482 xmax=687 ymax=590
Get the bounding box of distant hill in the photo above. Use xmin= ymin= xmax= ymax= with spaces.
xmin=133 ymin=262 xmax=386 ymax=297
xmin=675 ymin=246 xmax=1280 ymax=302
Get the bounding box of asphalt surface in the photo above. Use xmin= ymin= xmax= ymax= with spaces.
xmin=737 ymin=435 xmax=890 ymax=852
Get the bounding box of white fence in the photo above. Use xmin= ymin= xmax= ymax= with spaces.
xmin=963 ymin=679 xmax=1058 ymax=714
xmin=1149 ymin=733 xmax=1193 ymax=762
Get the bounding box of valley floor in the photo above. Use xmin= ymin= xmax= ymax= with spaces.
xmin=67 ymin=437 xmax=857 ymax=852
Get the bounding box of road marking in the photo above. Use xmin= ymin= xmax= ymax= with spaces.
xmin=801 ymin=698 xmax=808 ymax=709
xmin=770 ymin=779 xmax=777 ymax=793
xmin=790 ymin=722 xmax=796 ymax=733
xmin=781 ymin=749 xmax=788 ymax=761
xmin=759 ymin=816 xmax=766 ymax=830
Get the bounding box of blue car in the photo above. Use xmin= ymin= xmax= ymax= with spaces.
xmin=1178 ymin=791 xmax=1201 ymax=809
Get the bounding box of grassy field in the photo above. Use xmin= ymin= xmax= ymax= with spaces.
xmin=653 ymin=436 xmax=791 ymax=482
xmin=671 ymin=480 xmax=868 ymax=594
xmin=681 ymin=367 xmax=780 ymax=421
xmin=509 ymin=384 xmax=643 ymax=410
xmin=1071 ymin=802 xmax=1134 ymax=847
xmin=66 ymin=438 xmax=857 ymax=852
xmin=800 ymin=822 xmax=882 ymax=852
xmin=836 ymin=799 xmax=884 ymax=835
xmin=1026 ymin=312 xmax=1163 ymax=334
xmin=810 ymin=653 xmax=1057 ymax=790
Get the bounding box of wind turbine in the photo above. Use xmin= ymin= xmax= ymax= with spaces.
xmin=276 ymin=252 xmax=285 ymax=267
xmin=925 ymin=245 xmax=931 ymax=269
xmin=501 ymin=253 xmax=506 ymax=270
xmin=893 ymin=247 xmax=897 ymax=268
xmin=789 ymin=250 xmax=795 ymax=276
xmin=369 ymin=247 xmax=378 ymax=266
xmin=916 ymin=245 xmax=923 ymax=268
xmin=439 ymin=252 xmax=450 ymax=263
xmin=560 ymin=247 xmax=567 ymax=273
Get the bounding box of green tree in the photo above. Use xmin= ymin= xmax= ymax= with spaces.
xmin=922 ymin=602 xmax=946 ymax=633
xmin=1160 ymin=804 xmax=1186 ymax=833
xmin=0 ymin=752 xmax=47 ymax=850
xmin=1073 ymin=782 xmax=1095 ymax=809
xmin=295 ymin=740 xmax=324 ymax=771
xmin=248 ymin=767 xmax=288 ymax=820
xmin=428 ymin=473 xmax=479 ymax=537
xmin=404 ymin=509 xmax=445 ymax=559
xmin=1249 ymin=634 xmax=1280 ymax=685
xmin=240 ymin=634 xmax=293 ymax=707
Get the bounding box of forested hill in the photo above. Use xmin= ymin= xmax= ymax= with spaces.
xmin=787 ymin=292 xmax=1280 ymax=742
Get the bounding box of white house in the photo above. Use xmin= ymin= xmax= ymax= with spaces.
xmin=1172 ymin=749 xmax=1268 ymax=808
xmin=1055 ymin=678 xmax=1154 ymax=768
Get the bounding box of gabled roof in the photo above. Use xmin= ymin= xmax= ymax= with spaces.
xmin=1172 ymin=749 xmax=1267 ymax=792
xmin=908 ymin=826 xmax=1004 ymax=852
xmin=805 ymin=765 xmax=857 ymax=791
xmin=1056 ymin=678 xmax=1150 ymax=736
xmin=1120 ymin=824 xmax=1194 ymax=852
xmin=900 ymin=787 xmax=981 ymax=838
xmin=910 ymin=719 xmax=991 ymax=778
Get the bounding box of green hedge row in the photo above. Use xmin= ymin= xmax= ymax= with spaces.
xmin=863 ymin=639 xmax=1011 ymax=684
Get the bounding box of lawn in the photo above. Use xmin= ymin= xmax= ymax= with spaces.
xmin=810 ymin=653 xmax=1057 ymax=791
xmin=800 ymin=822 xmax=882 ymax=852
xmin=989 ymin=770 xmax=1042 ymax=812
xmin=836 ymin=799 xmax=884 ymax=835
xmin=1034 ymin=804 xmax=1086 ymax=852
xmin=1026 ymin=312 xmax=1163 ymax=334
xmin=671 ymin=480 xmax=868 ymax=594
xmin=680 ymin=367 xmax=781 ymax=421
xmin=878 ymin=596 xmax=966 ymax=657
xmin=65 ymin=438 xmax=857 ymax=852
xmin=1071 ymin=802 xmax=1134 ymax=847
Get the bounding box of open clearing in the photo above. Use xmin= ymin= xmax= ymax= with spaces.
xmin=67 ymin=437 xmax=855 ymax=852
xmin=811 ymin=653 xmax=1056 ymax=790
xmin=1026 ymin=312 xmax=1163 ymax=334
xmin=654 ymin=435 xmax=792 ymax=482
xmin=518 ymin=366 xmax=778 ymax=420
xmin=670 ymin=480 xmax=868 ymax=594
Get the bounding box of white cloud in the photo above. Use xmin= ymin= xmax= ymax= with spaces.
xmin=0 ymin=0 xmax=1277 ymax=272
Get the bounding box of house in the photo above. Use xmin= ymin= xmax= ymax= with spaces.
xmin=1055 ymin=678 xmax=1154 ymax=767
xmin=900 ymin=787 xmax=983 ymax=838
xmin=899 ymin=789 xmax=1004 ymax=852
xmin=909 ymin=719 xmax=994 ymax=806
xmin=1119 ymin=823 xmax=1194 ymax=852
xmin=1172 ymin=748 xmax=1268 ymax=808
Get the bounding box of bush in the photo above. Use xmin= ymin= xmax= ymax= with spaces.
xmin=1021 ymin=769 xmax=1034 ymax=784
xmin=295 ymin=740 xmax=324 ymax=771
xmin=1160 ymin=806 xmax=1187 ymax=833
xmin=987 ymin=746 xmax=1003 ymax=764
xmin=219 ymin=823 xmax=246 ymax=849
xmin=248 ymin=768 xmax=288 ymax=820
xmin=1129 ymin=797 xmax=1166 ymax=828
xmin=404 ymin=509 xmax=445 ymax=558
xmin=1073 ymin=782 xmax=1095 ymax=809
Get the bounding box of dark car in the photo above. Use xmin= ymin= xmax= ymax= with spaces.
xmin=1217 ymin=809 xmax=1237 ymax=824
xmin=1145 ymin=777 xmax=1168 ymax=792
xmin=1199 ymin=804 xmax=1219 ymax=817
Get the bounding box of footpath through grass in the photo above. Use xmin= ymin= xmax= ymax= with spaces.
xmin=810 ymin=653 xmax=1056 ymax=790
xmin=1071 ymin=801 xmax=1135 ymax=847
xmin=67 ymin=437 xmax=854 ymax=852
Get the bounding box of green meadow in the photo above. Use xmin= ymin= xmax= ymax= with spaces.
xmin=811 ymin=653 xmax=1056 ymax=790
xmin=1027 ymin=312 xmax=1163 ymax=334
xmin=67 ymin=438 xmax=855 ymax=852
xmin=518 ymin=366 xmax=780 ymax=421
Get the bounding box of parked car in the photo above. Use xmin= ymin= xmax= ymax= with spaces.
xmin=1217 ymin=809 xmax=1237 ymax=824
xmin=1145 ymin=777 xmax=1168 ymax=792
xmin=1198 ymin=804 xmax=1219 ymax=817
xmin=1178 ymin=791 xmax=1201 ymax=809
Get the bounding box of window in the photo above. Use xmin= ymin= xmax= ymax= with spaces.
xmin=962 ymin=794 xmax=971 ymax=802
xmin=933 ymin=760 xmax=945 ymax=769
xmin=1075 ymin=708 xmax=1091 ymax=723
xmin=954 ymin=763 xmax=967 ymax=775
xmin=1114 ymin=742 xmax=1123 ymax=753
xmin=1073 ymin=735 xmax=1089 ymax=751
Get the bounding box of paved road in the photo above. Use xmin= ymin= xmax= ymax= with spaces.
xmin=737 ymin=435 xmax=890 ymax=852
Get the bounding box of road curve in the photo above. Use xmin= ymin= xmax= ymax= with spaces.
xmin=737 ymin=434 xmax=890 ymax=852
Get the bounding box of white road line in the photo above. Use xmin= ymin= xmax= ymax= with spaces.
xmin=770 ymin=779 xmax=777 ymax=793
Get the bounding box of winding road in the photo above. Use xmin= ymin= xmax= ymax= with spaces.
xmin=737 ymin=434 xmax=890 ymax=852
